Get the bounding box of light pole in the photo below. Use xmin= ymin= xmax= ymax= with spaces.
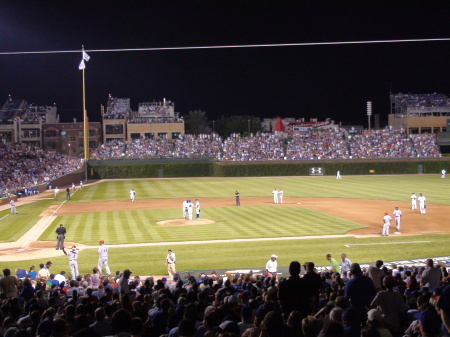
xmin=212 ymin=120 xmax=215 ymax=134
xmin=247 ymin=119 xmax=250 ymax=134
xmin=367 ymin=101 xmax=372 ymax=131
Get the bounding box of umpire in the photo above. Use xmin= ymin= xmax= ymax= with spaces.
xmin=55 ymin=224 xmax=66 ymax=250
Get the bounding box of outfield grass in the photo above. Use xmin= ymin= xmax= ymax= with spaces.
xmin=76 ymin=175 xmax=450 ymax=204
xmin=1 ymin=233 xmax=450 ymax=277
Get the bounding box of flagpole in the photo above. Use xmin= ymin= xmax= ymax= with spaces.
xmin=81 ymin=45 xmax=88 ymax=180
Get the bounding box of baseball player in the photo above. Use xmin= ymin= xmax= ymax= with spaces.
xmin=80 ymin=180 xmax=83 ymax=190
xmin=393 ymin=206 xmax=402 ymax=231
xmin=336 ymin=170 xmax=342 ymax=179
xmin=382 ymin=212 xmax=392 ymax=237
xmin=195 ymin=199 xmax=200 ymax=219
xmin=182 ymin=200 xmax=188 ymax=219
xmin=165 ymin=249 xmax=176 ymax=278
xmin=418 ymin=193 xmax=426 ymax=214
xmin=63 ymin=245 xmax=79 ymax=280
xmin=278 ymin=189 xmax=284 ymax=204
xmin=442 ymin=169 xmax=446 ymax=179
xmin=187 ymin=200 xmax=194 ymax=220
xmin=411 ymin=192 xmax=417 ymax=210
xmin=129 ymin=189 xmax=136 ymax=202
xmin=98 ymin=240 xmax=111 ymax=276
xmin=55 ymin=224 xmax=66 ymax=250
xmin=272 ymin=188 xmax=279 ymax=204
xmin=54 ymin=186 xmax=60 ymax=200
xmin=235 ymin=191 xmax=240 ymax=206
xmin=10 ymin=199 xmax=18 ymax=215
xmin=72 ymin=182 xmax=75 ymax=192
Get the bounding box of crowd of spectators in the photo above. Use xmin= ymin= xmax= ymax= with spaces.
xmin=410 ymin=134 xmax=442 ymax=158
xmin=138 ymin=102 xmax=174 ymax=116
xmin=104 ymin=98 xmax=130 ymax=120
xmin=347 ymin=129 xmax=416 ymax=159
xmin=1 ymin=257 xmax=450 ymax=337
xmin=0 ymin=144 xmax=83 ymax=197
xmin=221 ymin=133 xmax=285 ymax=161
xmin=127 ymin=117 xmax=183 ymax=124
xmin=393 ymin=93 xmax=450 ymax=109
xmin=285 ymin=130 xmax=349 ymax=160
xmin=90 ymin=129 xmax=442 ymax=161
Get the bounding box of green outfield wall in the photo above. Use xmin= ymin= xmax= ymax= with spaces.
xmin=87 ymin=158 xmax=450 ymax=178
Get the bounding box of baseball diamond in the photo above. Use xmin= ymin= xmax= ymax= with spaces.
xmin=0 ymin=174 xmax=449 ymax=277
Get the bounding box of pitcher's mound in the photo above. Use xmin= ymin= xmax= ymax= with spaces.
xmin=157 ymin=219 xmax=215 ymax=226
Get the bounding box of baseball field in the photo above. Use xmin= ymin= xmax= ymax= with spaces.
xmin=0 ymin=174 xmax=449 ymax=276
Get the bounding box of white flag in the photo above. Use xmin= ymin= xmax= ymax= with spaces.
xmin=79 ymin=59 xmax=85 ymax=70
xmin=83 ymin=52 xmax=90 ymax=61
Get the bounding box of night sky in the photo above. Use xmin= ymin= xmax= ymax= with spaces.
xmin=1 ymin=1 xmax=450 ymax=126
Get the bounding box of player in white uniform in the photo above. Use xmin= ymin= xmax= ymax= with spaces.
xmin=382 ymin=212 xmax=392 ymax=236
xmin=63 ymin=245 xmax=79 ymax=280
xmin=98 ymin=240 xmax=111 ymax=276
xmin=272 ymin=188 xmax=279 ymax=204
xmin=54 ymin=187 xmax=60 ymax=200
xmin=336 ymin=170 xmax=342 ymax=179
xmin=195 ymin=199 xmax=200 ymax=219
xmin=182 ymin=200 xmax=188 ymax=219
xmin=129 ymin=189 xmax=136 ymax=202
xmin=187 ymin=200 xmax=194 ymax=220
xmin=442 ymin=169 xmax=446 ymax=179
xmin=278 ymin=189 xmax=284 ymax=204
xmin=10 ymin=199 xmax=18 ymax=215
xmin=165 ymin=249 xmax=176 ymax=279
xmin=418 ymin=193 xmax=426 ymax=214
xmin=393 ymin=206 xmax=402 ymax=231
xmin=411 ymin=193 xmax=417 ymax=210
xmin=80 ymin=181 xmax=83 ymax=189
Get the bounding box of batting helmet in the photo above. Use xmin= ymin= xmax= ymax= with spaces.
xmin=99 ymin=240 xmax=104 ymax=245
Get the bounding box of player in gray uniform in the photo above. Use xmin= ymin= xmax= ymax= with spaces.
xmin=382 ymin=212 xmax=392 ymax=237
xmin=63 ymin=245 xmax=79 ymax=280
xmin=55 ymin=224 xmax=66 ymax=250
xmin=187 ymin=200 xmax=194 ymax=220
xmin=392 ymin=206 xmax=402 ymax=231
xmin=98 ymin=240 xmax=111 ymax=276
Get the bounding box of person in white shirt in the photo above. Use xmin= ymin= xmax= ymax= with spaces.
xmin=195 ymin=199 xmax=200 ymax=219
xmin=278 ymin=189 xmax=284 ymax=204
xmin=382 ymin=212 xmax=392 ymax=237
xmin=54 ymin=271 xmax=67 ymax=285
xmin=98 ymin=240 xmax=111 ymax=276
xmin=129 ymin=189 xmax=136 ymax=202
xmin=272 ymin=188 xmax=279 ymax=204
xmin=340 ymin=253 xmax=352 ymax=275
xmin=336 ymin=170 xmax=342 ymax=179
xmin=410 ymin=192 xmax=417 ymax=210
xmin=418 ymin=193 xmax=426 ymax=214
xmin=393 ymin=206 xmax=402 ymax=231
xmin=442 ymin=169 xmax=446 ymax=179
xmin=165 ymin=250 xmax=176 ymax=279
xmin=266 ymin=254 xmax=278 ymax=279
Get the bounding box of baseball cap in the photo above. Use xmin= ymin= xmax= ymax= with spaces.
xmin=123 ymin=269 xmax=132 ymax=275
xmin=214 ymin=320 xmax=240 ymax=335
xmin=385 ymin=212 xmax=388 ymax=215
xmin=271 ymin=254 xmax=278 ymax=258
xmin=415 ymin=309 xmax=441 ymax=327
xmin=71 ymin=245 xmax=77 ymax=250
xmin=367 ymin=309 xmax=383 ymax=322
xmin=161 ymin=277 xmax=167 ymax=283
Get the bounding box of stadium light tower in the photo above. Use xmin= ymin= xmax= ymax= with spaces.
xmin=367 ymin=101 xmax=372 ymax=130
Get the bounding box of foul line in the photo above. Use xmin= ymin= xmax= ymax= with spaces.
xmin=22 ymin=199 xmax=68 ymax=247
xmin=0 ymin=214 xmax=9 ymax=221
xmin=344 ymin=240 xmax=430 ymax=247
